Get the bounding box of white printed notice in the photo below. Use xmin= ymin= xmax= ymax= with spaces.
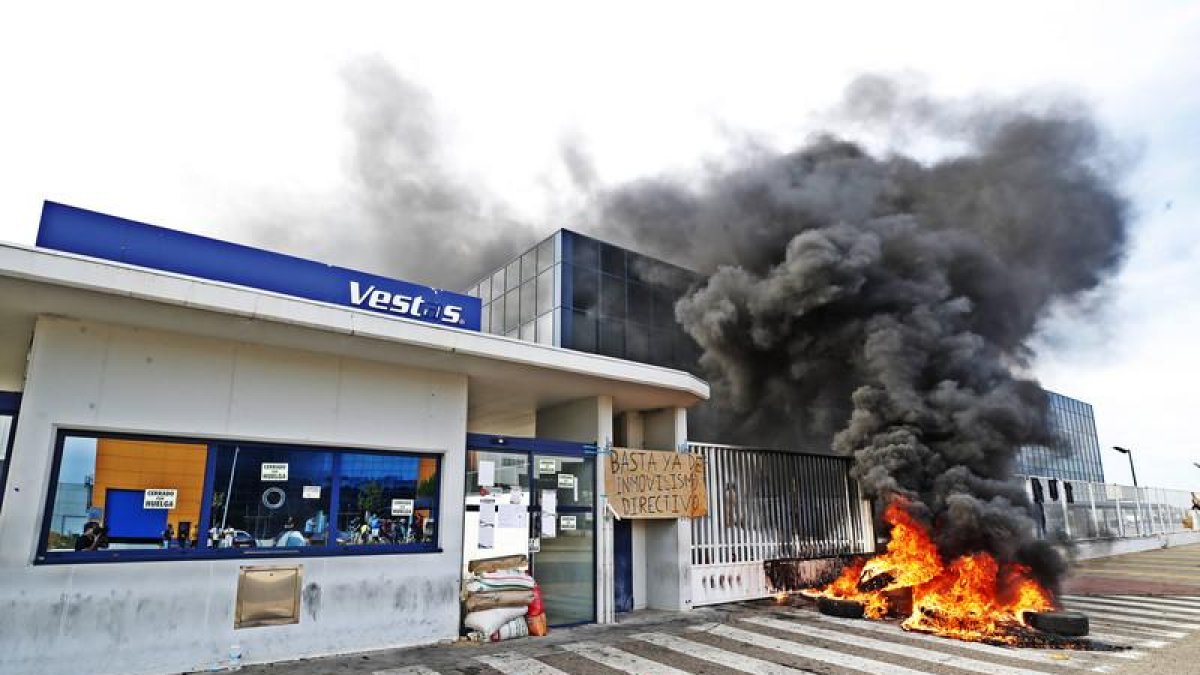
xmin=302 ymin=485 xmax=321 ymax=499
xmin=541 ymin=489 xmax=557 ymax=514
xmin=478 ymin=460 xmax=495 ymax=487
xmin=478 ymin=497 xmax=496 ymax=548
xmin=557 ymin=473 xmax=576 ymax=489
xmin=541 ymin=513 xmax=557 ymax=538
xmin=537 ymin=458 xmax=557 ymax=474
xmin=497 ymin=503 xmax=529 ymax=529
xmin=143 ymin=488 xmax=177 ymax=509
xmin=480 ymin=497 xmax=497 ymax=525
xmin=261 ymin=463 xmax=289 ymax=481
xmin=560 ymin=515 xmax=577 ymax=531
xmin=391 ymin=499 xmax=414 ymax=516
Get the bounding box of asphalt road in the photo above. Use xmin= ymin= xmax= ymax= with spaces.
xmin=225 ymin=544 xmax=1200 ymax=675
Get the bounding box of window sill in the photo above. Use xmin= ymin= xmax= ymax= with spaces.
xmin=35 ymin=544 xmax=444 ymax=565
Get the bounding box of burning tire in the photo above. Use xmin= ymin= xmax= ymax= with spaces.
xmin=1024 ymin=610 xmax=1089 ymax=637
xmin=817 ymin=596 xmax=865 ymax=619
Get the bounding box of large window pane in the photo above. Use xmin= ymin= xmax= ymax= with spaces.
xmin=536 ymin=311 xmax=554 ymax=346
xmin=599 ymin=319 xmax=625 ymax=358
xmin=570 ymin=310 xmax=597 ymax=352
xmin=209 ymin=444 xmax=332 ymax=548
xmin=336 ymin=452 xmax=439 ymax=546
xmin=600 ymin=274 xmax=626 ymax=319
xmin=600 ymin=243 xmax=626 ymax=277
xmin=520 ymin=280 xmax=537 ymax=324
xmin=491 ymin=270 xmax=506 ymax=299
xmin=537 ymin=237 xmax=556 ymax=272
xmin=506 ymin=260 xmax=521 ymax=292
xmin=536 ymin=269 xmax=554 ymax=315
xmin=570 ymin=233 xmax=599 ymax=270
xmin=627 ymin=282 xmax=651 ymax=325
xmin=626 ymin=321 xmax=650 ymax=363
xmin=504 ymin=289 xmax=520 ymax=332
xmin=45 ymin=435 xmax=209 ymax=553
xmin=521 ymin=250 xmax=537 ymax=283
xmin=570 ymin=264 xmax=598 ymax=312
xmin=490 ymin=295 xmax=506 ymax=333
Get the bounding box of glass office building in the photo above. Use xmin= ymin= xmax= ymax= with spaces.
xmin=463 ymin=229 xmax=702 ymax=372
xmin=1015 ymin=391 xmax=1105 ymax=482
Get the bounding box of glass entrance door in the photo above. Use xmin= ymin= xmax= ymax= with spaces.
xmin=462 ymin=439 xmax=596 ymax=626
xmin=531 ymin=454 xmax=595 ymax=625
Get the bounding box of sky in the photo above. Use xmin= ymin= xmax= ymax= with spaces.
xmin=2 ymin=2 xmax=1198 ymax=490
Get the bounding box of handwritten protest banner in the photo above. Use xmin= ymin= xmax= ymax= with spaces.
xmin=604 ymin=447 xmax=707 ymax=519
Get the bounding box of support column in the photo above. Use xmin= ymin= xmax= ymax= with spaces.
xmin=641 ymin=407 xmax=692 ymax=612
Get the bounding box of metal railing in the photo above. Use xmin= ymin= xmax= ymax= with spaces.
xmin=1021 ymin=475 xmax=1197 ymax=541
xmin=689 ymin=443 xmax=874 ymax=565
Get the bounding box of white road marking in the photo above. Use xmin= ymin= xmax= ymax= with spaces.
xmin=1086 ymin=632 xmax=1169 ymax=649
xmin=741 ymin=615 xmax=1049 ymax=675
xmin=373 ymin=668 xmax=441 ymax=675
xmin=1062 ymin=595 xmax=1200 ymax=615
xmin=1084 ymin=618 xmax=1188 ymax=639
xmin=561 ymin=641 xmax=690 ymax=674
xmin=704 ymin=623 xmax=935 ymax=675
xmin=1059 ymin=600 xmax=1200 ymax=628
xmin=1105 ymin=595 xmax=1200 ymax=611
xmin=796 ymin=610 xmax=1106 ymax=670
xmin=475 ymin=652 xmax=569 ymax=675
xmin=633 ymin=630 xmax=822 ymax=674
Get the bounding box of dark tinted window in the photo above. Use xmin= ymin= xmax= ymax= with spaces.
xmin=571 ymin=264 xmax=599 ymax=312
xmin=600 ymin=275 xmax=626 ymax=319
xmin=569 ymin=310 xmax=596 ymax=352
xmin=570 ymin=233 xmax=599 ymax=270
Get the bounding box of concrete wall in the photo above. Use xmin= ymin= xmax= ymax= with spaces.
xmin=1072 ymin=531 xmax=1200 ymax=561
xmin=0 ymin=317 xmax=469 ymax=675
xmin=466 ymin=407 xmax=536 ymax=436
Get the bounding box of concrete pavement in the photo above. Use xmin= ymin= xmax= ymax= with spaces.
xmin=219 ymin=544 xmax=1200 ymax=674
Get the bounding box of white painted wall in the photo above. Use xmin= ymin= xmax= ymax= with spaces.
xmin=0 ymin=317 xmax=468 ymax=675
xmin=642 ymin=407 xmax=693 ymax=612
xmin=466 ymin=407 xmax=536 ymax=436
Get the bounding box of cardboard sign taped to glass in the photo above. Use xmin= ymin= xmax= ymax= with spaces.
xmin=603 ymin=448 xmax=708 ymax=519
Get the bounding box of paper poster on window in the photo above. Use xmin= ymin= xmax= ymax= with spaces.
xmin=559 ymin=515 xmax=577 ymax=531
xmin=478 ymin=522 xmax=495 ymax=548
xmin=478 ymin=460 xmax=495 ymax=487
xmin=541 ymin=513 xmax=557 ymax=538
xmin=528 ymin=537 xmax=541 ymax=553
xmin=260 ymin=463 xmax=289 ymax=481
xmin=557 ymin=473 xmax=576 ymax=489
xmin=537 ymin=458 xmax=557 ymax=474
xmin=143 ymin=488 xmax=177 ymax=509
xmin=480 ymin=497 xmax=497 ymax=526
xmin=541 ymin=489 xmax=557 ymax=515
xmin=497 ymin=503 xmax=528 ymax=529
xmin=391 ymin=499 xmax=414 ymax=516
xmin=302 ymin=485 xmax=321 ymax=499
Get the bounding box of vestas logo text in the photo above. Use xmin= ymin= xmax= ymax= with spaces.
xmin=348 ymin=281 xmax=464 ymax=325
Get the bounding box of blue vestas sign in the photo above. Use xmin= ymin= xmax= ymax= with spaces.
xmin=35 ymin=202 xmax=482 ymax=331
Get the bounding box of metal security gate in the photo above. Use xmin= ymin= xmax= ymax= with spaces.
xmin=689 ymin=443 xmax=874 ymax=606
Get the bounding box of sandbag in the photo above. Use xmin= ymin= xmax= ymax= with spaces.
xmin=464 ymin=589 xmax=535 ymax=612
xmin=526 ymin=612 xmax=548 ymax=637
xmin=527 ymin=583 xmax=544 ymax=617
xmin=463 ymin=606 xmax=528 ymax=635
xmin=490 ymin=616 xmax=530 ymax=642
xmin=465 ymin=573 xmax=536 ymax=594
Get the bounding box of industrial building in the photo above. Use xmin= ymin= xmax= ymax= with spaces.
xmin=1016 ymin=390 xmax=1106 ymax=483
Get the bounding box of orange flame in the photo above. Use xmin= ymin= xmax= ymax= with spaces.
xmin=807 ymin=498 xmax=1056 ymax=643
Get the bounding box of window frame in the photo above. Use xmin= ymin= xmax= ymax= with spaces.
xmin=35 ymin=429 xmax=443 ymax=565
xmin=0 ymin=391 xmax=21 ymax=513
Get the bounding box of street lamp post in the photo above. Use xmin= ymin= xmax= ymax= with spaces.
xmin=1113 ymin=446 xmax=1138 ymax=487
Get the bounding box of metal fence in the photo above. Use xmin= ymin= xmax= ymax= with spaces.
xmin=1021 ymin=475 xmax=1197 ymax=541
xmin=689 ymin=443 xmax=874 ymax=565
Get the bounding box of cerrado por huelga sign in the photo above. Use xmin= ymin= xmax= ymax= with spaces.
xmin=604 ymin=448 xmax=708 ymax=519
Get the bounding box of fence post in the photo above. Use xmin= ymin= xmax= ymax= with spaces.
xmin=1115 ymin=494 xmax=1125 ymax=538
xmin=1087 ymin=482 xmax=1100 ymax=539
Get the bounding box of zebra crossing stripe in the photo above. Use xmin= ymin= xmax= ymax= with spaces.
xmin=797 ymin=610 xmax=1102 ymax=670
xmin=561 ymin=641 xmax=691 ymax=674
xmin=633 ymin=631 xmax=810 ymax=674
xmin=475 ymin=652 xmax=569 ymax=675
xmin=1060 ymin=600 xmax=1200 ymax=628
xmin=1084 ymin=617 xmax=1188 ymax=639
xmin=704 ymin=623 xmax=936 ymax=675
xmin=1086 ymin=632 xmax=1170 ymax=649
xmin=373 ymin=667 xmax=441 ymax=675
xmin=741 ymin=615 xmax=1049 ymax=675
xmin=1107 ymin=595 xmax=1200 ymax=610
xmin=1063 ymin=595 xmax=1200 ymax=615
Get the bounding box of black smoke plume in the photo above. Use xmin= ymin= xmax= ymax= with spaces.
xmin=596 ymin=75 xmax=1129 ymax=585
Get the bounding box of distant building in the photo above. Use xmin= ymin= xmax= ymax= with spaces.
xmin=1015 ymin=390 xmax=1105 ymax=483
